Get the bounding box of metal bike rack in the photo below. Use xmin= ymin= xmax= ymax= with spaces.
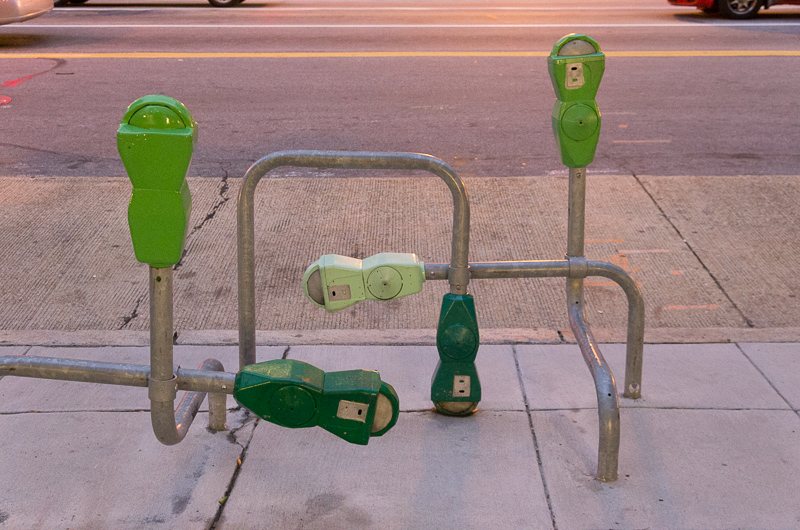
xmin=236 ymin=150 xmax=472 ymax=368
xmin=425 ymin=167 xmax=644 ymax=482
xmin=238 ymin=148 xmax=643 ymax=482
xmin=1 ymin=29 xmax=643 ymax=472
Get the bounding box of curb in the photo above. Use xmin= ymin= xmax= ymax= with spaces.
xmin=2 ymin=327 xmax=800 ymax=347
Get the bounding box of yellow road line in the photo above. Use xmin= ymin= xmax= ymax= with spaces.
xmin=0 ymin=50 xmax=799 ymax=59
xmin=613 ymin=140 xmax=672 ymax=144
xmin=665 ymin=305 xmax=720 ymax=310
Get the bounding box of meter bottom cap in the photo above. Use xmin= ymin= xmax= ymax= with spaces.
xmin=306 ymin=269 xmax=325 ymax=305
xmin=434 ymin=401 xmax=478 ymax=416
xmin=371 ymin=392 xmax=395 ymax=433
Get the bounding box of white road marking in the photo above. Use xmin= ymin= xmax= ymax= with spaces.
xmin=17 ymin=22 xmax=800 ymax=28
xmin=51 ymin=6 xmax=687 ymax=12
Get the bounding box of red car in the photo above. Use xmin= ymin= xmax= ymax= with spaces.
xmin=669 ymin=0 xmax=800 ymax=18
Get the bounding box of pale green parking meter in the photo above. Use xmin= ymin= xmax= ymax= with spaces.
xmin=303 ymin=253 xmax=426 ymax=311
xmin=548 ymin=34 xmax=605 ymax=168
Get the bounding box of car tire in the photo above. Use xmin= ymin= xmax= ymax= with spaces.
xmin=718 ymin=0 xmax=762 ymax=18
xmin=702 ymin=3 xmax=720 ymax=13
xmin=53 ymin=0 xmax=71 ymax=6
xmin=208 ymin=0 xmax=242 ymax=6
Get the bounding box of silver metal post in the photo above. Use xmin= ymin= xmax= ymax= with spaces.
xmin=237 ymin=150 xmax=471 ymax=369
xmin=568 ymin=279 xmax=620 ymax=481
xmin=567 ymin=167 xmax=586 ymax=258
xmin=149 ymin=267 xmax=227 ymax=445
xmin=567 ymin=166 xmax=621 ymax=482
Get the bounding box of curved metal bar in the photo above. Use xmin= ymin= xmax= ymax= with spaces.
xmin=586 ymin=261 xmax=644 ymax=399
xmin=568 ymin=278 xmax=620 ymax=482
xmin=425 ymin=260 xmax=644 ymax=399
xmin=198 ymin=358 xmax=228 ymax=431
xmin=237 ymin=150 xmax=471 ymax=368
xmin=150 ymin=267 xmax=228 ymax=445
xmin=153 ymin=359 xmax=228 ymax=442
xmin=0 ymin=355 xmax=236 ymax=394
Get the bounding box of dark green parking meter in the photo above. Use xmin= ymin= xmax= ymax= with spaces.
xmin=548 ymin=34 xmax=605 ymax=168
xmin=430 ymin=293 xmax=481 ymax=416
xmin=117 ymin=95 xmax=196 ymax=267
xmin=234 ymin=359 xmax=400 ymax=445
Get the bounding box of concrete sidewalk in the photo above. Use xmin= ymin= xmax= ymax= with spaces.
xmin=1 ymin=338 xmax=799 ymax=529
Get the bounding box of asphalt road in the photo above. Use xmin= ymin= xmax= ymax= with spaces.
xmin=1 ymin=0 xmax=799 ymax=179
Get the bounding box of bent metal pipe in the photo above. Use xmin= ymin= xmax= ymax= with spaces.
xmin=237 ymin=150 xmax=471 ymax=369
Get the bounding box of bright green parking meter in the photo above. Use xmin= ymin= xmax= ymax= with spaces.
xmin=548 ymin=34 xmax=605 ymax=168
xmin=117 ymin=95 xmax=196 ymax=267
xmin=234 ymin=359 xmax=400 ymax=445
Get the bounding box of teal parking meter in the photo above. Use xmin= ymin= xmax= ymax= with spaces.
xmin=117 ymin=95 xmax=197 ymax=267
xmin=303 ymin=253 xmax=426 ymax=312
xmin=431 ymin=293 xmax=481 ymax=416
xmin=548 ymin=34 xmax=605 ymax=168
xmin=234 ymin=359 xmax=400 ymax=445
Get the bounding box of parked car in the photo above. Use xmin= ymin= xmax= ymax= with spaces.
xmin=669 ymin=0 xmax=800 ymax=19
xmin=1 ymin=0 xmax=52 ymax=25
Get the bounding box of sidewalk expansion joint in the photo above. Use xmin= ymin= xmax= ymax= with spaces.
xmin=736 ymin=342 xmax=798 ymax=413
xmin=529 ymin=406 xmax=796 ymax=412
xmin=631 ymin=172 xmax=754 ymax=328
xmin=512 ymin=345 xmax=558 ymax=530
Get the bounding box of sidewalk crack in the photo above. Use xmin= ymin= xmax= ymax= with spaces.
xmin=118 ymin=291 xmax=146 ymax=330
xmin=631 ymin=173 xmax=753 ymax=327
xmin=512 ymin=345 xmax=558 ymax=530
xmin=209 ymin=412 xmax=258 ymax=529
xmin=175 ymin=169 xmax=231 ymax=271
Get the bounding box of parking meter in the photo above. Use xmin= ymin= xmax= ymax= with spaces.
xmin=303 ymin=253 xmax=426 ymax=312
xmin=234 ymin=359 xmax=400 ymax=445
xmin=548 ymin=34 xmax=605 ymax=168
xmin=117 ymin=95 xmax=196 ymax=267
xmin=431 ymin=293 xmax=481 ymax=416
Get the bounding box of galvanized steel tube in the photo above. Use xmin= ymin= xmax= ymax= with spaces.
xmin=0 ymin=356 xmax=236 ymax=394
xmin=149 ymin=267 xmax=228 ymax=445
xmin=238 ymin=150 xmax=471 ymax=368
xmin=425 ymin=259 xmax=644 ymax=401
xmin=567 ymin=167 xmax=586 ymax=258
xmin=0 ymin=356 xmax=150 ymax=386
xmin=567 ymin=278 xmax=620 ymax=482
xmin=425 ymin=260 xmax=571 ymax=280
xmin=587 ymin=261 xmax=645 ymax=399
